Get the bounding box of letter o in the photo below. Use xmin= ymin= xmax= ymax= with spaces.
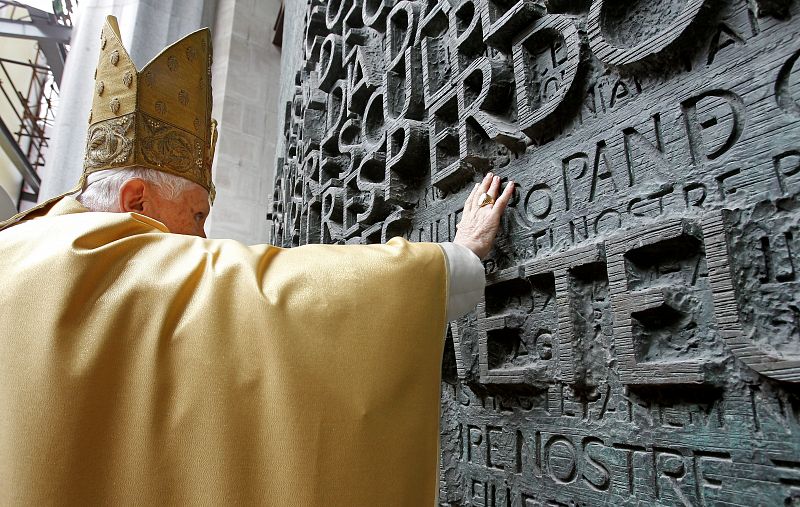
xmin=587 ymin=0 xmax=708 ymax=66
xmin=544 ymin=436 xmax=578 ymax=484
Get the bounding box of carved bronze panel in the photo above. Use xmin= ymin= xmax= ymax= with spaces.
xmin=272 ymin=1 xmax=800 ymax=504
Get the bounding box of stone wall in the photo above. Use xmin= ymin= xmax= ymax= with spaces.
xmin=272 ymin=0 xmax=800 ymax=504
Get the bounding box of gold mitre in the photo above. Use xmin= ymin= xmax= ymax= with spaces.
xmin=84 ymin=16 xmax=217 ymax=201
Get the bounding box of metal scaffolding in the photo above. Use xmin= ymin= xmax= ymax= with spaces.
xmin=0 ymin=0 xmax=76 ymax=207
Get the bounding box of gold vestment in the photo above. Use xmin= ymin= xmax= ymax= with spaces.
xmin=0 ymin=198 xmax=447 ymax=505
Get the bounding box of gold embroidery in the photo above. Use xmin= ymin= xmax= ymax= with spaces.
xmin=140 ymin=117 xmax=195 ymax=174
xmin=84 ymin=115 xmax=134 ymax=169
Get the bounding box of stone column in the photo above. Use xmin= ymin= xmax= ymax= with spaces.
xmin=205 ymin=0 xmax=283 ymax=243
xmin=39 ymin=0 xmax=216 ymax=201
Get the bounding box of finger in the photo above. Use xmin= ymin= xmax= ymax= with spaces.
xmin=488 ymin=175 xmax=501 ymax=199
xmin=464 ymin=183 xmax=479 ymax=213
xmin=474 ymin=172 xmax=493 ymax=207
xmin=493 ymin=181 xmax=515 ymax=215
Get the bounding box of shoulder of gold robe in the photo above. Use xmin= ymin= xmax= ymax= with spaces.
xmin=0 ymin=208 xmax=447 ymax=506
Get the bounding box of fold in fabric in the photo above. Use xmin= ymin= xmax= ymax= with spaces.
xmin=438 ymin=242 xmax=486 ymax=321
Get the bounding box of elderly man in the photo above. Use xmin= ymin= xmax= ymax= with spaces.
xmin=0 ymin=17 xmax=513 ymax=506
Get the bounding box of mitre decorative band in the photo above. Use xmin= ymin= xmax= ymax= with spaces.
xmin=84 ymin=112 xmax=212 ymax=193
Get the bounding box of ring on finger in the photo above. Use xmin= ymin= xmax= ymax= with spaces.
xmin=478 ymin=192 xmax=495 ymax=208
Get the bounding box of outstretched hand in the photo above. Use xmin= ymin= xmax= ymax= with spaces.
xmin=453 ymin=172 xmax=515 ymax=260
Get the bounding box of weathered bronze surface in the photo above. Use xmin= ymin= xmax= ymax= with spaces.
xmin=271 ymin=0 xmax=800 ymax=504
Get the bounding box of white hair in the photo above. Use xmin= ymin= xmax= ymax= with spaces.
xmin=76 ymin=167 xmax=197 ymax=212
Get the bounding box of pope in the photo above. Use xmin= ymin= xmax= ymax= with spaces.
xmin=0 ymin=16 xmax=514 ymax=506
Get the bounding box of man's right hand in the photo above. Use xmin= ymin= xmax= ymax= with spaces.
xmin=453 ymin=172 xmax=514 ymax=260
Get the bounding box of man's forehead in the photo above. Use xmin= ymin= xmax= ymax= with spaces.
xmin=167 ymin=180 xmax=211 ymax=211
xmin=190 ymin=184 xmax=212 ymax=211
xmin=189 ymin=187 xmax=210 ymax=206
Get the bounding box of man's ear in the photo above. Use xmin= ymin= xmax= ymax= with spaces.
xmin=118 ymin=179 xmax=148 ymax=213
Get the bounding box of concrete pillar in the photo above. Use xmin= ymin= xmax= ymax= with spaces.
xmin=275 ymin=0 xmax=303 ymax=167
xmin=205 ymin=0 xmax=283 ymax=243
xmin=39 ymin=0 xmax=216 ymax=201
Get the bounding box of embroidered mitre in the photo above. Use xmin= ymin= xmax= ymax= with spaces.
xmin=85 ymin=16 xmax=217 ymax=200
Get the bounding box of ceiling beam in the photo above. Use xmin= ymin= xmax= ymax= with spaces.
xmin=0 ymin=14 xmax=71 ymax=84
xmin=0 ymin=116 xmax=40 ymax=195
xmin=0 ymin=17 xmax=71 ymax=43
